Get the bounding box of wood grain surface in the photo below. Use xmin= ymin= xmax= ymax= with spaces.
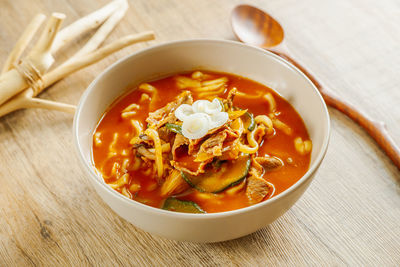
xmin=1 ymin=0 xmax=399 ymax=266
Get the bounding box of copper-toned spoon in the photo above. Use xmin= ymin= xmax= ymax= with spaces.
xmin=231 ymin=4 xmax=400 ymax=170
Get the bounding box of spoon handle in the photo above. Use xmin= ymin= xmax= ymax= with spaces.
xmin=271 ymin=50 xmax=400 ymax=170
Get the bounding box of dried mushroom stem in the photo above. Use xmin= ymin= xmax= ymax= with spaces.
xmin=0 ymin=89 xmax=76 ymax=116
xmin=1 ymin=14 xmax=46 ymax=74
xmin=52 ymin=0 xmax=125 ymax=53
xmin=0 ymin=13 xmax=65 ymax=106
xmin=59 ymin=0 xmax=128 ymax=62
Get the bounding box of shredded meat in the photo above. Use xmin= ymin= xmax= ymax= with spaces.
xmin=254 ymin=156 xmax=283 ymax=171
xmin=246 ymin=172 xmax=272 ymax=204
xmin=219 ymin=140 xmax=240 ymax=160
xmin=196 ymin=131 xmax=227 ymax=160
xmin=158 ymin=126 xmax=175 ymax=144
xmin=188 ymin=126 xmax=240 ymax=162
xmin=187 ymin=125 xmax=227 ymax=155
xmin=170 ymin=134 xmax=210 ymax=175
xmin=146 ymin=91 xmax=193 ymax=129
xmin=171 ymin=134 xmax=189 ymax=160
xmin=245 ymin=156 xmax=282 ymax=204
xmin=224 ymin=88 xmax=237 ymax=109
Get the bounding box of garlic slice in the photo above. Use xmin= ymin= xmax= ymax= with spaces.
xmin=174 ymin=104 xmax=194 ymax=121
xmin=209 ymin=111 xmax=229 ymax=129
xmin=192 ymin=100 xmax=210 ymax=114
xmin=182 ymin=113 xmax=211 ymax=140
xmin=205 ymin=98 xmax=223 ymax=114
xmin=176 ymin=98 xmax=229 ymax=139
xmin=192 ymin=99 xmax=222 ymax=115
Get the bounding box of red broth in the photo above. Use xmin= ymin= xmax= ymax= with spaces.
xmin=92 ymin=71 xmax=311 ymax=213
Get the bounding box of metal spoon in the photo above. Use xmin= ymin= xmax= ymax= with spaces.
xmin=231 ymin=4 xmax=400 ymax=170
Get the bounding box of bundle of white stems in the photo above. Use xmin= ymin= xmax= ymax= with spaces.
xmin=0 ymin=0 xmax=155 ymax=117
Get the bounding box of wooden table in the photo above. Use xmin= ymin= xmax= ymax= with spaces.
xmin=1 ymin=0 xmax=399 ymax=265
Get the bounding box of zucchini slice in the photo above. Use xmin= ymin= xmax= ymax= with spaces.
xmin=242 ymin=112 xmax=255 ymax=131
xmin=162 ymin=197 xmax=205 ymax=213
xmin=182 ymin=155 xmax=250 ymax=193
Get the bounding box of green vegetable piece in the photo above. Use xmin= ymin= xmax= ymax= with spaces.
xmin=182 ymin=155 xmax=250 ymax=193
xmin=162 ymin=197 xmax=205 ymax=213
xmin=242 ymin=112 xmax=255 ymax=131
xmin=166 ymin=123 xmax=182 ymax=134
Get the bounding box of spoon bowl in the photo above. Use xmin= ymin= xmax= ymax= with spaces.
xmin=231 ymin=4 xmax=284 ymax=48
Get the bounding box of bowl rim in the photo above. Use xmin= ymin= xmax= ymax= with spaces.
xmin=73 ymin=38 xmax=330 ymax=219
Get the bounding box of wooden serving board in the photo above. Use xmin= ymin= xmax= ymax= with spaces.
xmin=0 ymin=0 xmax=399 ymax=265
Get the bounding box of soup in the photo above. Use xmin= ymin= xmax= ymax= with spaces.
xmin=92 ymin=71 xmax=311 ymax=213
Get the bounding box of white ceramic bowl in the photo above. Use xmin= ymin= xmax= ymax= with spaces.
xmin=73 ymin=39 xmax=330 ymax=243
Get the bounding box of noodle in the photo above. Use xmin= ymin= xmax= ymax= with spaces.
xmin=140 ymin=93 xmax=150 ymax=102
xmin=191 ymin=71 xmax=204 ymax=80
xmin=109 ymin=173 xmax=130 ymax=189
xmin=145 ymin=128 xmax=164 ymax=178
xmin=121 ymin=158 xmax=130 ymax=171
xmin=139 ymin=83 xmax=158 ymax=111
xmin=247 ymin=127 xmax=259 ymax=149
xmin=304 ymin=140 xmax=312 ymax=153
xmin=132 ymin=157 xmax=142 ymax=171
xmin=294 ymin=137 xmax=312 ymax=155
xmin=121 ymin=111 xmax=137 ymax=118
xmin=202 ymin=77 xmax=228 ymax=86
xmin=121 ymin=186 xmax=132 ymax=198
xmin=130 ymin=120 xmax=143 ymax=136
xmin=108 ymin=133 xmax=119 ymax=157
xmin=137 ymin=143 xmax=170 ymax=160
xmin=111 ymin=162 xmax=120 ymax=177
xmin=272 ymin=118 xmax=292 ymax=135
xmin=175 ymin=76 xmax=201 ymax=89
xmin=191 ymin=71 xmax=213 ymax=80
xmin=130 ymin=183 xmax=141 ymax=192
xmin=264 ymin=93 xmax=276 ymax=112
xmin=198 ymin=86 xmax=225 ymax=98
xmin=238 ymin=128 xmax=259 ymax=154
xmin=255 ymin=115 xmax=274 ymax=134
xmin=236 ymin=91 xmax=262 ymax=99
xmin=148 ymin=143 xmax=171 ymax=153
xmin=123 ymin=103 xmax=139 ymax=112
xmin=193 ymin=83 xmax=224 ymax=92
xmin=139 ymin=83 xmax=156 ymax=93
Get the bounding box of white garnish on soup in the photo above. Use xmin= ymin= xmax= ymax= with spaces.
xmin=182 ymin=113 xmax=211 ymax=139
xmin=175 ymin=104 xmax=194 ymax=121
xmin=209 ymin=111 xmax=229 ymax=128
xmin=175 ymin=98 xmax=228 ymax=139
